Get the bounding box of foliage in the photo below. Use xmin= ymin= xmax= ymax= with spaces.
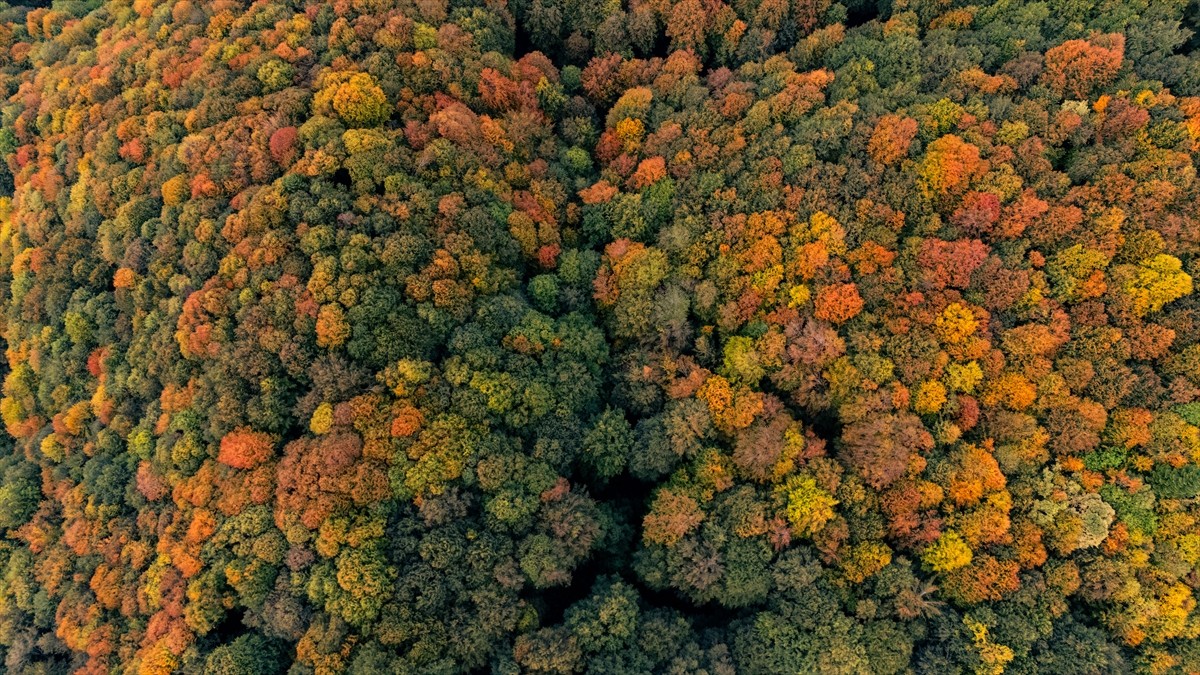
xmin=0 ymin=0 xmax=1199 ymax=672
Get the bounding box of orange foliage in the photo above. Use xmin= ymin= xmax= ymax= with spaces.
xmin=942 ymin=554 xmax=1021 ymax=603
xmin=1041 ymin=34 xmax=1124 ymax=99
xmin=813 ymin=283 xmax=864 ymax=324
xmin=643 ymin=489 xmax=704 ymax=546
xmin=391 ymin=404 xmax=424 ymax=437
xmin=113 ymin=267 xmax=136 ymax=289
xmin=698 ymin=375 xmax=764 ymax=433
xmin=217 ymin=428 xmax=274 ymax=469
xmin=868 ymin=114 xmax=918 ymax=165
xmin=630 ymin=156 xmax=667 ymax=189
xmin=917 ymin=134 xmax=986 ymax=199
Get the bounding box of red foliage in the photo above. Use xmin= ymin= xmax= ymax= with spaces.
xmin=951 ymin=191 xmax=1001 ymax=237
xmin=136 ymin=462 xmax=169 ymax=502
xmin=479 ymin=67 xmax=520 ymax=111
xmin=268 ymin=126 xmax=297 ymax=164
xmin=916 ymin=238 xmax=989 ymax=290
xmin=276 ymin=432 xmax=389 ymax=530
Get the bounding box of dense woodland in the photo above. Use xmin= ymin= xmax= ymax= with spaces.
xmin=1 ymin=0 xmax=1200 ymax=672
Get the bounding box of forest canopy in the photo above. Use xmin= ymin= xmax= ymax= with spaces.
xmin=1 ymin=0 xmax=1200 ymax=673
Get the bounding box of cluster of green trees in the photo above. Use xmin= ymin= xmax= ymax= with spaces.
xmin=0 ymin=0 xmax=1199 ymax=672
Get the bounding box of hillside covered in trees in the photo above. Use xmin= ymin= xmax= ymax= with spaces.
xmin=2 ymin=0 xmax=1200 ymax=672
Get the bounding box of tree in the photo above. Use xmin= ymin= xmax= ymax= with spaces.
xmin=922 ymin=531 xmax=973 ymax=573
xmin=868 ymin=115 xmax=918 ymax=166
xmin=203 ymin=634 xmax=284 ymax=675
xmin=774 ymin=473 xmax=835 ymax=537
xmin=218 ymin=429 xmax=274 ymax=470
xmin=840 ymin=413 xmax=933 ymax=489
xmin=1116 ymin=254 xmax=1193 ymax=317
xmin=814 ymin=283 xmax=864 ymax=324
xmin=1041 ymin=34 xmax=1125 ymax=99
xmin=318 ymin=72 xmax=391 ymax=128
xmin=917 ymin=135 xmax=986 ymax=200
xmin=644 ymin=489 xmax=704 ymax=546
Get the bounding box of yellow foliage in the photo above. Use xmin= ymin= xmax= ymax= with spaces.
xmin=924 ymin=531 xmax=973 ymax=572
xmin=964 ymin=615 xmax=1014 ymax=675
xmin=771 ymin=424 xmax=807 ymax=480
xmin=841 ymin=541 xmax=893 ymax=583
xmin=1111 ymin=582 xmax=1196 ymax=646
xmin=615 ymin=117 xmax=644 ymax=152
xmin=342 ymin=128 xmax=391 ymax=154
xmin=40 ymin=434 xmax=65 ymax=462
xmin=1121 ymin=254 xmax=1193 ymax=316
xmin=697 ymin=375 xmax=763 ymax=432
xmin=936 ymin=303 xmax=978 ymax=345
xmin=137 ymin=644 xmax=180 ymax=675
xmin=1175 ymin=533 xmax=1200 ymax=566
xmin=793 ymin=211 xmax=848 ymax=255
xmin=310 ymin=402 xmax=334 ymax=435
xmin=316 ymin=72 xmax=390 ymax=127
xmin=946 ymin=361 xmax=983 ymax=393
xmin=913 ymin=380 xmax=948 ymax=414
xmin=161 ymin=174 xmax=189 ymax=206
xmin=777 ymin=474 xmax=837 ymax=537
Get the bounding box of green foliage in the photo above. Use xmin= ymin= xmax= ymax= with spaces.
xmin=0 ymin=457 xmax=38 ymax=529
xmin=1100 ymin=484 xmax=1158 ymax=537
xmin=1151 ymin=463 xmax=1200 ymax=499
xmin=581 ymin=408 xmax=633 ymax=480
xmin=257 ymin=59 xmax=294 ymax=93
xmin=203 ymin=634 xmax=284 ymax=675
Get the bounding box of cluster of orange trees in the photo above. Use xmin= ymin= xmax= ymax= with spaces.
xmin=1 ymin=0 xmax=1200 ymax=673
